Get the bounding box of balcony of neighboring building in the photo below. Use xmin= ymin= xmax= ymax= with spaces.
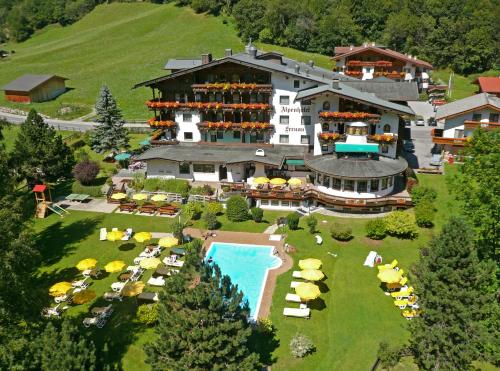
xmin=431 ymin=128 xmax=469 ymax=147
xmin=463 ymin=119 xmax=500 ymax=131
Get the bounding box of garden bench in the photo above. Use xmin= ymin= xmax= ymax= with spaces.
xmin=139 ymin=205 xmax=157 ymax=214
xmin=119 ymin=203 xmax=136 ymax=212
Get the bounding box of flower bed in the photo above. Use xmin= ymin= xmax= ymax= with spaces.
xmin=148 ymin=118 xmax=176 ymax=127
xmin=319 ymin=111 xmax=380 ymax=121
xmin=146 ymin=101 xmax=271 ymax=111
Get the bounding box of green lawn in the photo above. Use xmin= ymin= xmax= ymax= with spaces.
xmin=431 ymin=68 xmax=500 ymax=101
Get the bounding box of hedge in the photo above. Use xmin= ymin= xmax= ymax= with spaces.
xmin=72 ymin=180 xmax=104 ymax=197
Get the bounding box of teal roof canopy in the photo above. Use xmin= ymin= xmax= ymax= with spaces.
xmin=286 ymin=159 xmax=305 ymax=165
xmin=335 ymin=143 xmax=379 ymax=153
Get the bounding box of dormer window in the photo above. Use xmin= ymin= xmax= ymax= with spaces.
xmin=383 ymin=124 xmax=391 ymax=133
xmin=323 ymin=101 xmax=331 ymax=111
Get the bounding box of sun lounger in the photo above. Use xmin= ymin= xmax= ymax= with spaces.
xmin=104 ymin=292 xmax=122 ymax=301
xmin=91 ymin=305 xmax=113 ymax=317
xmin=121 ymin=228 xmax=133 ymax=241
xmin=283 ymin=307 xmax=310 ymax=318
xmin=394 ymin=299 xmax=408 ymax=309
xmin=290 ymin=281 xmax=301 ymax=288
xmin=111 ymin=282 xmax=126 ymax=292
xmin=292 ymin=271 xmax=302 ymax=279
xmin=130 ymin=269 xmax=144 ymax=282
xmin=285 ymin=293 xmax=302 ymax=303
xmin=363 ymin=251 xmax=377 ymax=267
xmin=137 ymin=292 xmax=159 ymax=304
xmin=163 ymin=258 xmax=184 ymax=267
xmin=83 ymin=316 xmax=107 ymax=328
xmin=54 ymin=294 xmax=72 ymax=304
xmin=269 ymin=234 xmax=282 ymax=241
xmin=387 ymin=276 xmax=408 ymax=291
xmin=154 ymin=266 xmax=172 ymax=277
xmin=72 ymin=277 xmax=89 ymax=289
xmin=99 ymin=228 xmax=107 ymax=241
xmin=148 ymin=276 xmax=166 ymax=287
xmin=170 ymin=247 xmax=186 ymax=256
xmin=133 ymin=256 xmax=145 ymax=265
xmin=41 ymin=304 xmax=61 ymax=318
xmin=377 ymin=259 xmax=398 ymax=271
xmin=119 ymin=203 xmax=136 ymax=213
xmin=402 ymin=309 xmax=420 ymax=320
xmin=315 ymin=235 xmax=323 ymax=245
xmin=112 ymin=227 xmax=118 ymax=231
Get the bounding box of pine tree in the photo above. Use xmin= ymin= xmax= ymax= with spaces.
xmin=409 ymin=217 xmax=498 ymax=369
xmin=90 ymin=85 xmax=129 ymax=153
xmin=145 ymin=241 xmax=261 ymax=370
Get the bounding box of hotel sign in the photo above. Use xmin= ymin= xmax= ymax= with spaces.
xmin=281 ymin=106 xmax=310 ymax=113
xmin=285 ymin=127 xmax=305 ymax=132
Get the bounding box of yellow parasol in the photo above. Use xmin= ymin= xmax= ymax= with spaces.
xmin=377 ymin=269 xmax=402 ymax=283
xmin=132 ymin=193 xmax=148 ymax=201
xmin=151 ymin=194 xmax=167 ymax=202
xmin=300 ymin=269 xmax=325 ymax=281
xmin=288 ymin=178 xmax=303 ymax=186
xmin=158 ymin=237 xmax=178 ymax=248
xmin=298 ymin=258 xmax=322 ymax=270
xmin=122 ymin=281 xmax=145 ymax=297
xmin=110 ymin=193 xmax=127 ymax=200
xmin=270 ymin=178 xmax=287 ymax=185
xmin=73 ymin=289 xmax=96 ymax=304
xmin=253 ymin=177 xmax=270 ymax=185
xmin=107 ymin=230 xmax=125 ymax=242
xmin=295 ymin=282 xmax=321 ymax=301
xmin=104 ymin=260 xmax=126 ymax=273
xmin=76 ymin=258 xmax=98 ymax=271
xmin=139 ymin=257 xmax=161 ymax=270
xmin=49 ymin=281 xmax=73 ymax=297
xmin=134 ymin=232 xmax=152 ymax=243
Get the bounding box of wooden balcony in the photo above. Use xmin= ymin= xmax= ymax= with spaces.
xmin=197 ymin=121 xmax=274 ymax=132
xmin=197 ymin=141 xmax=273 ymax=148
xmin=319 ymin=111 xmax=380 ymax=123
xmin=150 ymin=139 xmax=179 ymax=146
xmin=146 ymin=100 xmax=271 ymax=111
xmin=347 ymin=60 xmax=393 ymax=67
xmin=431 ymin=136 xmax=468 ymax=146
xmin=191 ymin=83 xmax=273 ymax=93
xmin=463 ymin=121 xmax=500 ymax=131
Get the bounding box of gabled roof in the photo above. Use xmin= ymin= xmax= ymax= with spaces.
xmin=332 ymin=45 xmax=433 ymax=69
xmin=164 ymin=59 xmax=202 ymax=70
xmin=473 ymin=77 xmax=500 ymax=94
xmin=435 ymin=93 xmax=500 ymax=120
xmin=342 ymin=80 xmax=419 ymax=102
xmin=294 ymin=83 xmax=414 ymax=115
xmin=2 ymin=74 xmax=67 ymax=92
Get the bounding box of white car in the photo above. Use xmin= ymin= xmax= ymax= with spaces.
xmin=416 ymin=117 xmax=425 ymax=126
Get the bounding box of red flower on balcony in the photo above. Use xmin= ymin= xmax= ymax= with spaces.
xmin=319 ymin=111 xmax=380 ymax=120
xmin=240 ymin=122 xmax=271 ymax=131
xmin=148 ymin=118 xmax=176 ymax=127
xmin=368 ymin=134 xmax=396 ymax=143
xmin=318 ymin=132 xmax=341 ymax=142
xmin=145 ymin=101 xmax=271 ymax=111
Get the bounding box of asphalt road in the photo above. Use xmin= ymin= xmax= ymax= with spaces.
xmin=404 ymin=125 xmax=436 ymax=169
xmin=408 ymin=101 xmax=435 ymax=122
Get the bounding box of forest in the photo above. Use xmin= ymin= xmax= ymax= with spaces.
xmin=0 ymin=0 xmax=498 ymax=74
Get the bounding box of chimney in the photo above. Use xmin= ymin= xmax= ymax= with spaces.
xmin=331 ymin=79 xmax=339 ymax=89
xmin=371 ymin=42 xmax=375 ymax=46
xmin=349 ymin=45 xmax=354 ymax=50
xmin=308 ymin=60 xmax=314 ymax=68
xmin=201 ymin=53 xmax=212 ymax=64
xmin=248 ymin=45 xmax=257 ymax=58
xmin=294 ymin=64 xmax=300 ymax=74
xmin=305 ymin=68 xmax=310 ymax=76
xmin=224 ymin=48 xmax=232 ymax=57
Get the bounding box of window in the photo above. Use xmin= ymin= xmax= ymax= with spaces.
xmin=208 ymin=93 xmax=216 ymax=102
xmin=332 ymin=178 xmax=341 ymax=190
xmin=195 ymin=93 xmax=202 ymax=102
xmin=322 ymin=101 xmax=331 ymax=111
xmin=301 ymin=135 xmax=310 ymax=144
xmin=280 ymin=115 xmax=289 ymax=125
xmin=322 ymin=175 xmax=330 ymax=187
xmin=381 ymin=144 xmax=389 ymax=154
xmin=454 ymin=129 xmax=464 ymax=138
xmin=381 ymin=178 xmax=388 ymax=190
xmin=175 ymin=93 xmax=181 ymax=102
xmin=489 ymin=113 xmax=499 ymax=122
xmin=370 ymin=179 xmax=379 ymax=191
xmin=280 ymin=96 xmax=290 ymax=105
xmin=260 ymin=200 xmax=269 ymax=206
xmin=357 ymin=180 xmax=367 ymax=193
xmin=184 ymin=132 xmax=193 ymax=140
xmin=193 ymin=164 xmax=215 ymax=173
xmin=233 ymin=131 xmax=241 ymax=139
xmin=179 ymin=163 xmax=190 ymax=174
xmin=321 ymin=144 xmax=329 ymax=152
xmin=292 ymin=201 xmax=300 ymax=207
xmin=281 ymin=201 xmax=290 ymax=207
xmin=472 ymin=113 xmax=482 ymax=121
xmin=302 ymin=100 xmax=311 ymax=105
xmin=344 ymin=179 xmax=354 ymax=191
xmin=383 ymin=124 xmax=391 ymax=133
xmin=215 ymin=93 xmax=222 ymax=102
xmin=388 ymin=176 xmax=393 ymax=187
xmin=301 ymin=116 xmax=311 ymax=125
xmin=279 ymin=135 xmax=289 ymax=144
xmin=232 ymin=93 xmax=240 ymax=103
xmin=293 ymin=80 xmax=300 ymax=89
xmin=271 ymin=200 xmax=279 ymax=206
xmin=183 ymin=114 xmax=192 ymax=122
xmin=250 ymin=94 xmax=257 ymax=103
xmin=217 ymin=131 xmax=224 ymax=140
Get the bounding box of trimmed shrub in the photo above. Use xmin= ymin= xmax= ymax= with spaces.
xmin=136 ymin=304 xmax=158 ymax=326
xmin=250 ymin=207 xmax=264 ymax=222
xmin=286 ymin=213 xmax=300 ymax=230
xmin=226 ymin=196 xmax=249 ymax=222
xmin=203 ymin=211 xmax=218 ymax=230
xmin=257 ymin=318 xmax=274 ymax=334
xmin=378 ymin=342 xmax=403 ymax=368
xmin=171 ymin=220 xmax=185 ymax=242
xmin=205 ymin=202 xmax=223 ymax=215
xmin=305 ymin=215 xmax=317 ymax=234
xmin=411 ymin=186 xmax=437 ymax=205
xmin=330 ymin=222 xmax=353 ymax=241
xmin=290 ymin=333 xmax=315 ymax=358
xmin=183 ymin=201 xmax=203 ymax=220
xmin=414 ymin=200 xmax=435 ymax=228
xmin=190 ymin=184 xmax=215 ymax=196
xmin=73 ymin=160 xmax=100 ymax=185
xmin=143 ymin=178 xmax=190 ymax=197
xmin=130 ymin=173 xmax=145 ymax=192
xmin=71 ymin=180 xmax=103 ymax=197
xmin=384 ymin=211 xmax=418 ymax=239
xmin=365 ymin=218 xmax=387 ymax=240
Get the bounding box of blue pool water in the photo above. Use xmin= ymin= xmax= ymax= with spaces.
xmin=205 ymin=242 xmax=282 ymax=319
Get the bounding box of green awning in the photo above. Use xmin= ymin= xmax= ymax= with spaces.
xmin=286 ymin=159 xmax=305 ymax=165
xmin=335 ymin=143 xmax=379 ymax=153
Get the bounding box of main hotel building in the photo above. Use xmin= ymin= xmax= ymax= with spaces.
xmin=135 ymin=44 xmax=415 ymax=213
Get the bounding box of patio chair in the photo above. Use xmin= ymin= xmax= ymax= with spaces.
xmin=91 ymin=305 xmax=113 ymax=318
xmin=54 ymin=293 xmax=72 ymax=304
xmin=391 ymin=286 xmax=414 ymax=300
xmin=290 ymin=281 xmax=301 ymax=288
xmin=83 ymin=316 xmax=107 ymax=328
xmin=377 ymin=259 xmax=398 ymax=271
xmin=104 ymin=292 xmax=123 ymax=302
xmin=394 ymin=299 xmax=408 ymax=309
xmin=133 ymin=256 xmax=145 ymax=265
xmin=148 ymin=276 xmax=166 ymax=287
xmin=130 ymin=269 xmax=144 ymax=282
xmin=72 ymin=277 xmax=89 ymax=289
xmin=99 ymin=228 xmax=107 ymax=241
xmin=121 ymin=228 xmax=133 ymax=241
xmin=283 ymin=307 xmax=310 ymax=319
xmin=41 ymin=304 xmax=61 ymax=318
xmin=285 ymin=293 xmax=302 ymax=303
xmin=111 ymin=281 xmax=126 ymax=292
xmin=315 ymin=235 xmax=323 ymax=245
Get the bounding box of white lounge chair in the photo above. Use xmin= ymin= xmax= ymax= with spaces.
xmin=83 ymin=316 xmax=107 ymax=328
xmin=112 ymin=227 xmax=118 ymax=231
xmin=148 ymin=276 xmax=165 ymax=287
xmin=99 ymin=228 xmax=107 ymax=241
xmin=41 ymin=304 xmax=61 ymax=318
xmin=163 ymin=257 xmax=184 ymax=267
xmin=104 ymin=292 xmax=122 ymax=301
xmin=315 ymin=235 xmax=323 ymax=245
xmin=72 ymin=277 xmax=89 ymax=289
xmin=292 ymin=271 xmax=302 ymax=279
xmin=54 ymin=294 xmax=72 ymax=304
xmin=290 ymin=281 xmax=301 ymax=288
xmin=111 ymin=282 xmax=126 ymax=292
xmin=283 ymin=307 xmax=310 ymax=318
xmin=121 ymin=228 xmax=133 ymax=241
xmin=133 ymin=256 xmax=145 ymax=265
xmin=285 ymin=293 xmax=302 ymax=303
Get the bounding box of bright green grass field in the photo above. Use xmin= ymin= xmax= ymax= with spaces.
xmin=431 ymin=68 xmax=500 ymax=101
xmin=0 ymin=3 xmax=333 ymax=120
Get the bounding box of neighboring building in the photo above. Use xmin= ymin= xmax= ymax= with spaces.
xmin=342 ymin=77 xmax=419 ymax=104
xmin=134 ymin=45 xmax=415 ymax=213
xmin=332 ymin=43 xmax=432 ymax=90
xmin=433 ymin=93 xmax=500 ymax=153
xmin=473 ymin=77 xmax=500 ymax=97
xmin=2 ymin=74 xmax=68 ymax=103
xmin=427 ymin=85 xmax=447 ymax=108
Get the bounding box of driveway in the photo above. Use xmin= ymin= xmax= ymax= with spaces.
xmin=403 ymin=126 xmax=436 ymax=169
xmin=408 ymin=101 xmax=435 ymax=122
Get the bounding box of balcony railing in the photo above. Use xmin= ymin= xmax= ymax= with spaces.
xmin=150 ymin=139 xmax=179 ymax=146
xmin=347 ymin=60 xmax=393 ymax=67
xmin=146 ymin=100 xmax=271 ymax=111
xmin=317 ymin=133 xmax=345 ymax=142
xmin=319 ymin=111 xmax=380 ymax=123
xmin=191 ymin=83 xmax=273 ymax=93
xmin=197 ymin=121 xmax=273 ymax=132
xmin=148 ymin=118 xmax=176 ymax=128
xmin=431 ymin=129 xmax=469 ymax=146
xmin=463 ymin=120 xmax=500 ymax=131
xmin=367 ymin=134 xmax=397 ymax=143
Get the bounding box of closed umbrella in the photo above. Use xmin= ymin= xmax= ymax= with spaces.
xmin=377 ymin=269 xmax=402 ymax=283
xmin=107 ymin=230 xmax=125 ymax=242
xmin=114 ymin=153 xmax=131 ymax=161
xmin=151 ymin=194 xmax=167 ymax=202
xmin=299 ymin=258 xmax=322 ymax=270
xmin=105 ymin=260 xmax=126 ymax=273
xmin=110 ymin=193 xmax=127 ymax=200
xmin=300 ymin=269 xmax=325 ymax=281
xmin=73 ymin=289 xmax=96 ymax=304
xmin=140 ymin=258 xmax=161 ymax=270
xmin=76 ymin=258 xmax=97 ymax=271
xmin=253 ymin=177 xmax=270 ymax=185
xmin=132 ymin=193 xmax=148 ymax=201
xmin=270 ymin=178 xmax=286 ymax=185
xmin=158 ymin=237 xmax=178 ymax=248
xmin=295 ymin=282 xmax=321 ymax=301
xmin=140 ymin=139 xmax=151 ymax=146
xmin=122 ymin=281 xmax=145 ymax=297
xmin=49 ymin=281 xmax=73 ymax=296
xmin=134 ymin=232 xmax=152 ymax=244
xmin=288 ymin=178 xmax=302 ymax=186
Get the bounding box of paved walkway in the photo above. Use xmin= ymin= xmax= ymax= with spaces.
xmin=184 ymin=228 xmax=293 ymax=318
xmin=56 ymin=198 xmax=118 ymax=213
xmin=315 ymin=208 xmax=388 ymax=218
xmin=263 ymin=224 xmax=279 ymax=234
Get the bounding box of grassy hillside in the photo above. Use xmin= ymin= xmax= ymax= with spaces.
xmin=431 ymin=68 xmax=500 ymax=101
xmin=0 ymin=3 xmax=333 ymax=120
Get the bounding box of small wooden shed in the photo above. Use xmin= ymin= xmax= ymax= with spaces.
xmin=2 ymin=74 xmax=68 ymax=103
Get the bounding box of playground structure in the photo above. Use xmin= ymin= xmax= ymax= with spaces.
xmin=33 ymin=184 xmax=68 ymax=218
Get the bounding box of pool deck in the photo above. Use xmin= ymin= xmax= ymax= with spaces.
xmin=184 ymin=228 xmax=293 ymax=319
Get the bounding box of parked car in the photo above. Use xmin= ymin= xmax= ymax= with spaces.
xmin=427 ymin=117 xmax=437 ymax=126
xmin=415 ymin=116 xmax=425 ymax=126
xmin=403 ymin=141 xmax=415 ymax=152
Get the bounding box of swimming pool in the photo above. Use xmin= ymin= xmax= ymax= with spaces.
xmin=205 ymin=242 xmax=282 ymax=319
